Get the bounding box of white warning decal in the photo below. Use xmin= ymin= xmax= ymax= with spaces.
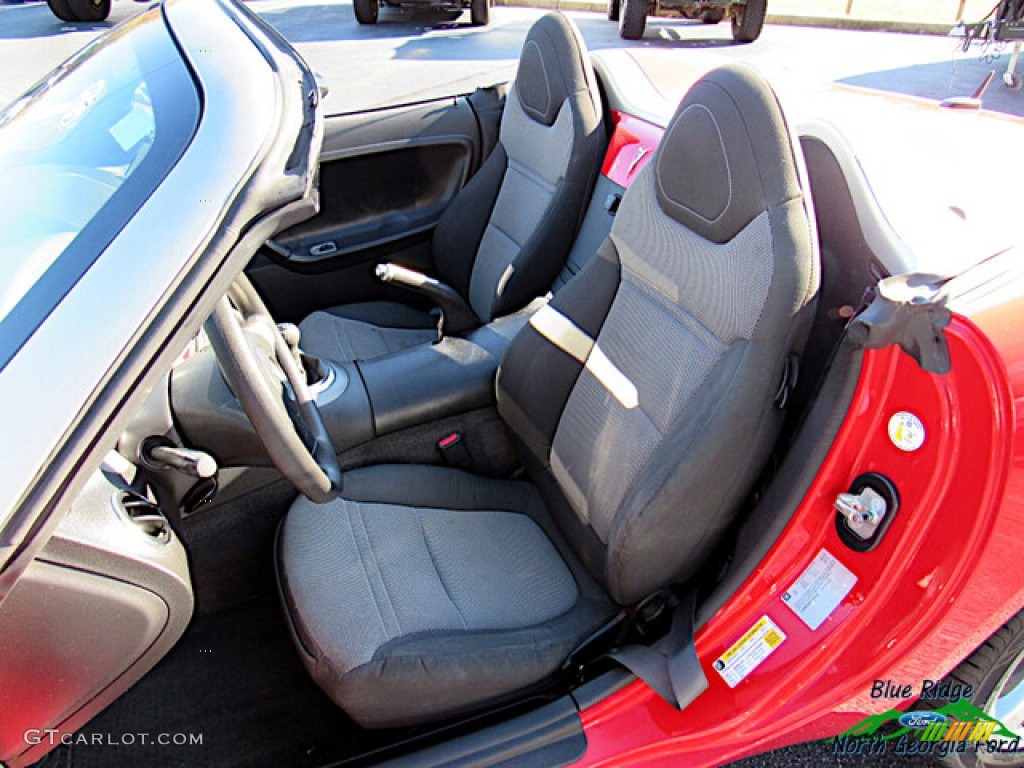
xmin=781 ymin=549 xmax=857 ymax=630
xmin=713 ymin=615 xmax=786 ymax=688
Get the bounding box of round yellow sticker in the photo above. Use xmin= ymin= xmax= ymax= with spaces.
xmin=888 ymin=411 xmax=925 ymax=452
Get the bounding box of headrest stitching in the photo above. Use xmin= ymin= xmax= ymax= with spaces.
xmin=519 ymin=40 xmax=552 ymax=123
xmin=656 ymin=104 xmax=734 ymax=225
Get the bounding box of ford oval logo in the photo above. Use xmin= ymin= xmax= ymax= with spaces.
xmin=898 ymin=711 xmax=947 ymax=729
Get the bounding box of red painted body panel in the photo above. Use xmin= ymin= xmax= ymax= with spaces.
xmin=577 ymin=312 xmax=1024 ymax=766
xmin=601 ymin=111 xmax=662 ymax=189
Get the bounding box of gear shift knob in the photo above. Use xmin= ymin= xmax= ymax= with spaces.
xmin=279 ymin=322 xmax=326 ymax=386
xmin=277 ymin=322 xmax=306 ymax=378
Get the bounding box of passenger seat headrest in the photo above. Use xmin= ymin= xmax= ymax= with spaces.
xmin=514 ymin=12 xmax=596 ymax=127
xmin=654 ymin=64 xmax=802 ymax=244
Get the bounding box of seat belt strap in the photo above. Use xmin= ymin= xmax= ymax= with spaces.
xmin=609 ymin=591 xmax=709 ymax=710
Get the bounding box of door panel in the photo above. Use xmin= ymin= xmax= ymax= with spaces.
xmin=278 ymin=140 xmax=472 ymax=261
xmin=250 ymin=93 xmax=503 ymax=322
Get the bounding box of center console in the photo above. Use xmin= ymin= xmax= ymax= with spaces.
xmin=167 ymin=303 xmax=536 ymax=466
xmin=354 ymin=306 xmax=530 ymax=435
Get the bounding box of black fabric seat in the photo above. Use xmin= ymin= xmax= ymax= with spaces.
xmin=298 ymin=13 xmax=606 ymax=364
xmin=278 ymin=63 xmax=820 ymax=729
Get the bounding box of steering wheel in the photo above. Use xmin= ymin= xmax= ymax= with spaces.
xmin=204 ymin=275 xmax=342 ymax=503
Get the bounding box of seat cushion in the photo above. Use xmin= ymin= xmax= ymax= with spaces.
xmin=277 ymin=465 xmax=616 ymax=728
xmin=299 ymin=301 xmax=437 ymax=363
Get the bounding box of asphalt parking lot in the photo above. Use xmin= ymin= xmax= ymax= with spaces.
xmin=2 ymin=1 xmax=1020 ymax=766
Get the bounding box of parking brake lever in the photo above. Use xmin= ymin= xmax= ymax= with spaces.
xmin=375 ymin=263 xmax=479 ymax=339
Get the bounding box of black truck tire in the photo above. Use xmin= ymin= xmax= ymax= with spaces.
xmin=353 ymin=0 xmax=378 ymax=24
xmin=731 ymin=0 xmax=766 ymax=42
xmin=619 ymin=0 xmax=647 ymax=40
xmin=470 ymin=0 xmax=489 ymax=26
xmin=65 ymin=0 xmax=110 ymax=21
xmin=46 ymin=0 xmax=78 ymax=21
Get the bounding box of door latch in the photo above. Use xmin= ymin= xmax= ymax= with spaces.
xmin=834 ymin=472 xmax=899 ymax=552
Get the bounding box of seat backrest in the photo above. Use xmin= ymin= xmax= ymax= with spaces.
xmin=431 ymin=13 xmax=605 ymax=324
xmin=497 ymin=64 xmax=820 ymax=605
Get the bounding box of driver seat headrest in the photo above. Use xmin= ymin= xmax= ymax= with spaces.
xmin=514 ymin=12 xmax=598 ymax=127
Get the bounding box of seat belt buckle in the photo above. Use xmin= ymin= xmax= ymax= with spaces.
xmin=437 ymin=432 xmax=473 ymax=469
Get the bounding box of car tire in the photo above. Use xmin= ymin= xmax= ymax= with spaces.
xmin=607 ymin=0 xmax=620 ymax=22
xmin=929 ymin=608 xmax=1024 ymax=768
xmin=353 ymin=0 xmax=378 ymax=24
xmin=46 ymin=0 xmax=79 ymax=21
xmin=731 ymin=0 xmax=765 ymax=42
xmin=65 ymin=0 xmax=110 ymax=21
xmin=470 ymin=0 xmax=489 ymax=26
xmin=618 ymin=0 xmax=646 ymax=40
xmin=700 ymin=7 xmax=724 ymax=23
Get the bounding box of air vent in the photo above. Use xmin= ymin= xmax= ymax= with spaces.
xmin=114 ymin=486 xmax=170 ymax=543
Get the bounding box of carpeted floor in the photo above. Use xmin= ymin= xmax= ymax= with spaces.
xmin=36 ymin=597 xmax=365 ymax=768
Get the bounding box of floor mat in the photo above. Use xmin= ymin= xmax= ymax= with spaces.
xmin=37 ymin=597 xmax=361 ymax=768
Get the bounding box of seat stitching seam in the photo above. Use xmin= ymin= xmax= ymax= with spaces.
xmin=353 ymin=505 xmax=402 ymax=636
xmin=518 ymin=41 xmax=551 ymax=121
xmin=654 ymin=103 xmax=733 ymax=224
xmin=486 ymin=218 xmax=525 ymax=250
xmin=357 ymin=507 xmax=402 ymax=635
xmin=620 ymin=271 xmax=729 ymax=350
xmin=344 ymin=504 xmax=389 ymax=638
xmin=418 ymin=513 xmax=469 ymax=630
xmin=552 ymin=383 xmax=661 ymax=534
xmin=507 ymin=159 xmax=559 ymax=196
xmin=331 ymin=317 xmax=357 ymax=361
xmin=372 ymin=325 xmax=393 ymax=355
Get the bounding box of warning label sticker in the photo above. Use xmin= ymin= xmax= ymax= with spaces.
xmin=713 ymin=615 xmax=786 ymax=688
xmin=781 ymin=549 xmax=857 ymax=630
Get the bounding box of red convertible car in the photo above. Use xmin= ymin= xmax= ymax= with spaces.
xmin=0 ymin=2 xmax=1021 ymax=767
